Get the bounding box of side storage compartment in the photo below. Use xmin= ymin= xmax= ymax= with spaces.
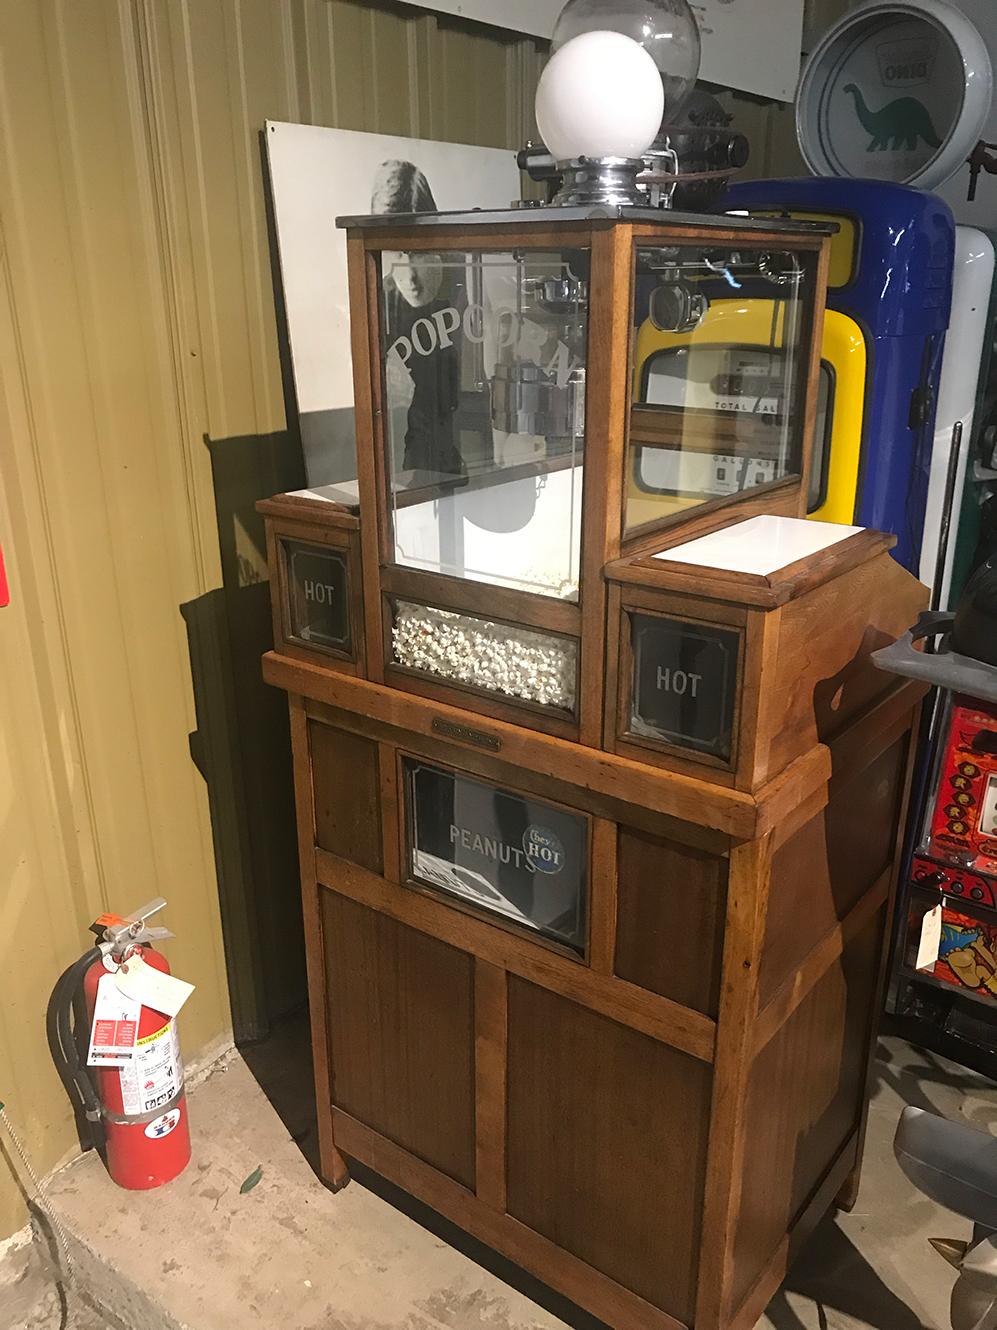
xmin=260 ymin=500 xmax=365 ymax=675
xmin=755 ymin=551 xmax=928 ymax=786
xmin=729 ymin=908 xmax=884 ymax=1315
xmin=758 ymin=732 xmax=909 ymax=1008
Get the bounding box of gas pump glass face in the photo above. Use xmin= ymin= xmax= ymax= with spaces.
xmin=379 ymin=248 xmax=589 ymax=602
xmin=626 ymin=245 xmax=813 ymax=536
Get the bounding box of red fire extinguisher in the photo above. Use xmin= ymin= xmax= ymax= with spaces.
xmin=52 ymin=898 xmax=191 ymax=1190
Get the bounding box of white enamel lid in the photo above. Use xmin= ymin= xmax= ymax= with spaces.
xmin=797 ymin=0 xmax=992 ymax=190
xmin=652 ymin=515 xmax=863 ymax=577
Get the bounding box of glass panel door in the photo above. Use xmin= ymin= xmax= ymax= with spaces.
xmin=379 ymin=249 xmax=589 ymax=601
xmin=627 ymin=245 xmax=816 ymax=536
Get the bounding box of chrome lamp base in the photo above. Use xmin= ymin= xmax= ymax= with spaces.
xmin=551 ymin=156 xmax=646 ymax=207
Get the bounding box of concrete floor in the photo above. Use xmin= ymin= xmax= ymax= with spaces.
xmin=758 ymin=1035 xmax=995 ymax=1330
xmin=6 ymin=1021 xmax=996 ymax=1330
xmin=0 ymin=1238 xmax=112 ymax=1330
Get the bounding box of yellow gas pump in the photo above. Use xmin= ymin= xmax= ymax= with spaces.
xmin=631 ymin=297 xmax=866 ymax=528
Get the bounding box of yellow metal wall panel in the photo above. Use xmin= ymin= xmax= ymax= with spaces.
xmin=0 ymin=0 xmax=544 ymax=1240
xmin=0 ymin=0 xmax=231 ymax=1240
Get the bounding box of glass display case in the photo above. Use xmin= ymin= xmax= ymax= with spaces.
xmin=267 ymin=206 xmax=832 ymax=745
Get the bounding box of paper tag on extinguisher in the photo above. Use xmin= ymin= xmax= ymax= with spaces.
xmin=113 ymin=954 xmax=194 ymax=1019
xmin=87 ymin=973 xmax=141 ymax=1067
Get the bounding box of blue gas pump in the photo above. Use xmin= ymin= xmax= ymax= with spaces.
xmin=725 ymin=177 xmax=955 ymax=573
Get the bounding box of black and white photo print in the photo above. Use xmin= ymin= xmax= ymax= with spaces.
xmin=264 ymin=122 xmax=518 ymax=490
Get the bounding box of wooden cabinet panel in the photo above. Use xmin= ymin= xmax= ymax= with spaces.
xmin=310 ymin=721 xmax=382 ymax=872
xmin=506 ymin=978 xmax=712 ymax=1325
xmin=615 ymin=827 xmax=727 ymax=1018
xmin=760 ymin=736 xmax=906 ymax=1004
xmin=731 ymin=909 xmax=884 ymax=1312
xmin=322 ymin=890 xmax=476 ymax=1187
xmin=763 ymin=554 xmax=926 ymax=782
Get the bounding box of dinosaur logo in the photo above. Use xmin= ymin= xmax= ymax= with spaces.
xmin=843 ymin=83 xmax=942 ymax=153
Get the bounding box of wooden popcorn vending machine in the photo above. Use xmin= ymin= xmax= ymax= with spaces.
xmin=260 ymin=204 xmax=927 ymax=1330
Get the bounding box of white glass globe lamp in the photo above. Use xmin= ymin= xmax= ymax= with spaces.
xmin=535 ymin=31 xmax=665 ymax=204
xmin=551 ymin=0 xmax=702 ymax=126
xmin=536 ymin=30 xmax=665 ymax=163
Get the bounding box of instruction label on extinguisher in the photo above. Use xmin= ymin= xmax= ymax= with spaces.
xmin=118 ymin=1020 xmax=184 ymax=1118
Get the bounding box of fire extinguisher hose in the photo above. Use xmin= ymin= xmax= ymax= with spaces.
xmin=48 ymin=947 xmax=103 ymax=1132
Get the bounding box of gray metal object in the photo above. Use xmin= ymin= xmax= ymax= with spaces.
xmin=932 ymin=420 xmax=965 ymax=614
xmin=895 ymin=1107 xmax=997 ymax=1229
xmin=490 ymin=362 xmax=585 ymax=438
xmin=954 ymin=1236 xmax=997 ymax=1330
xmin=895 ymin=1107 xmax=997 ymax=1330
xmin=649 ymin=281 xmax=709 ymax=333
xmin=871 ymin=613 xmax=997 ymax=705
xmin=99 ymin=898 xmax=175 ymax=958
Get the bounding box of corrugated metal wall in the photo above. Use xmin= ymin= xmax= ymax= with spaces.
xmin=0 ymin=0 xmax=851 ymax=1241
xmin=0 ymin=0 xmax=545 ymax=1242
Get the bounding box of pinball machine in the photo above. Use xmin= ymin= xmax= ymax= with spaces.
xmin=896 ymin=688 xmax=997 ymax=1072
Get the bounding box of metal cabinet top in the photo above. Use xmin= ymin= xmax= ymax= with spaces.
xmin=336 ymin=203 xmax=837 ymax=236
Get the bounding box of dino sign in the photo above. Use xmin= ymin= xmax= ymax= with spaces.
xmin=842 ymin=84 xmax=942 ymax=154
xmin=811 ymin=14 xmax=966 ymax=183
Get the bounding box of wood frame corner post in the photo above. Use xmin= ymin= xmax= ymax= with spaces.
xmin=695 ymin=831 xmax=774 ymax=1330
xmin=288 ymin=696 xmax=351 ymax=1192
xmin=579 ymin=224 xmax=634 ymax=747
xmin=345 ymin=232 xmax=386 ymax=682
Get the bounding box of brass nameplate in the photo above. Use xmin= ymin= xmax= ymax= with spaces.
xmin=431 ymin=718 xmax=501 ymax=752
